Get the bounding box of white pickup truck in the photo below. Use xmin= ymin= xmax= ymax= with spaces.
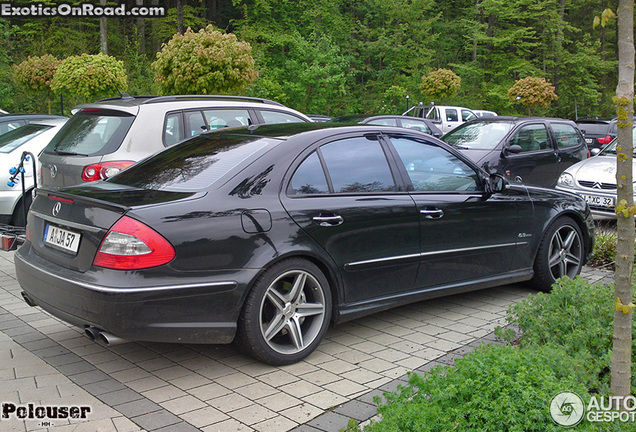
xmin=403 ymin=104 xmax=477 ymax=134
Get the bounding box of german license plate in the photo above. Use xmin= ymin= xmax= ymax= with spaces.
xmin=43 ymin=224 xmax=81 ymax=253
xmin=580 ymin=194 xmax=614 ymax=208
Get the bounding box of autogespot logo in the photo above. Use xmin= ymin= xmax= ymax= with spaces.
xmin=550 ymin=392 xmax=585 ymax=427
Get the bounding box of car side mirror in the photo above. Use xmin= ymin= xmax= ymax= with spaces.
xmin=505 ymin=144 xmax=523 ymax=155
xmin=590 ymin=148 xmax=601 ymax=156
xmin=488 ymin=173 xmax=508 ymax=194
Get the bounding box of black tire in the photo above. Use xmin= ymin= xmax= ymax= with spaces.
xmin=236 ymin=258 xmax=332 ymax=365
xmin=530 ymin=217 xmax=584 ymax=292
xmin=11 ymin=191 xmax=32 ymax=227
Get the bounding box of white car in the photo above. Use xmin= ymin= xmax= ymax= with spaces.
xmin=403 ymin=104 xmax=478 ymax=133
xmin=0 ymin=118 xmax=67 ymax=226
xmin=556 ymin=131 xmax=635 ymax=219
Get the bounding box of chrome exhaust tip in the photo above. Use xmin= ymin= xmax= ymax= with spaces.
xmin=84 ymin=326 xmax=99 ymax=341
xmin=97 ymin=331 xmax=125 ymax=346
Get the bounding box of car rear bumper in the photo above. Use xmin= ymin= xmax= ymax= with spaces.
xmin=15 ymin=244 xmax=258 ymax=344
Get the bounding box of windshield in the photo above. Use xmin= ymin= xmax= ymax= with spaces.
xmin=443 ymin=121 xmax=513 ymax=150
xmin=600 ymin=128 xmax=636 ymax=156
xmin=109 ymin=133 xmax=276 ymax=191
xmin=44 ymin=109 xmax=134 ymax=156
xmin=0 ymin=124 xmax=51 ymax=153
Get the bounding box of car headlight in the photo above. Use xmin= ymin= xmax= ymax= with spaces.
xmin=558 ymin=172 xmax=574 ymax=188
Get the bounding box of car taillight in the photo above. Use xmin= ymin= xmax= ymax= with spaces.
xmin=597 ymin=136 xmax=613 ymax=145
xmin=93 ymin=216 xmax=175 ymax=270
xmin=82 ymin=161 xmax=135 ymax=182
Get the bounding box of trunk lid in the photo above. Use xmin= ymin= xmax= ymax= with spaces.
xmin=27 ymin=183 xmax=196 ymax=272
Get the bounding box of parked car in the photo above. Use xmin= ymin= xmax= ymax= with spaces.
xmin=307 ymin=114 xmax=332 ymax=122
xmin=38 ymin=95 xmax=311 ymax=188
xmin=473 ymin=109 xmax=498 ymax=118
xmin=16 ymin=123 xmax=594 ymax=365
xmin=556 ymin=129 xmax=635 ymax=219
xmin=0 ymin=118 xmax=67 ymax=226
xmin=443 ymin=117 xmax=589 ymax=188
xmin=331 ymin=114 xmax=443 ymax=137
xmin=403 ymin=104 xmax=478 ymax=133
xmin=575 ymin=118 xmax=616 ymax=150
xmin=0 ymin=113 xmax=65 ymax=136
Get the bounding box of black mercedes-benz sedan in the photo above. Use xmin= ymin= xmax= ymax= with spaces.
xmin=15 ymin=124 xmax=594 ymax=365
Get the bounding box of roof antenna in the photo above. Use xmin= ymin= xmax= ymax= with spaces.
xmin=101 ymin=66 xmax=133 ymax=100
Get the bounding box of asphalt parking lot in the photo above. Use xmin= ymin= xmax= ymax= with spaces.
xmin=0 ymin=249 xmax=613 ymax=432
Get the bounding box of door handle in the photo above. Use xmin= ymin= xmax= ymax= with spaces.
xmin=420 ymin=208 xmax=444 ymax=219
xmin=313 ymin=215 xmax=344 ymax=226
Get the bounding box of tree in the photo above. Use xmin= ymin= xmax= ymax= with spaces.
xmin=507 ymin=76 xmax=558 ymax=114
xmin=13 ymin=54 xmax=61 ymax=113
xmin=151 ymin=25 xmax=257 ymax=95
xmin=13 ymin=54 xmax=60 ymax=94
xmin=419 ymin=68 xmax=461 ymax=101
xmin=610 ymin=1 xmax=635 ymax=405
xmin=50 ymin=53 xmax=127 ymax=102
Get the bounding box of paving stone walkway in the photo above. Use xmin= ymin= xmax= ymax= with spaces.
xmin=0 ymin=248 xmax=614 ymax=432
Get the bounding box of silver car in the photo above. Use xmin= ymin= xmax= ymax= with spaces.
xmin=39 ymin=95 xmax=311 ymax=187
xmin=556 ymin=130 xmax=635 ymax=219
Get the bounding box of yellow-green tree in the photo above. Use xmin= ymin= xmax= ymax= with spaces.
xmin=50 ymin=53 xmax=127 ymax=102
xmin=13 ymin=55 xmax=61 ymax=113
xmin=508 ymin=77 xmax=558 ymax=115
xmin=152 ymin=25 xmax=257 ymax=95
xmin=419 ymin=69 xmax=461 ymax=102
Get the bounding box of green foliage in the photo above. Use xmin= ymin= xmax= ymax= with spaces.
xmin=352 ymin=344 xmax=601 ymax=432
xmin=419 ymin=68 xmax=461 ymax=101
xmin=508 ymin=76 xmax=558 ymax=109
xmin=12 ymin=54 xmax=60 ymax=94
xmin=50 ymin=53 xmax=127 ymax=101
xmin=151 ymin=25 xmax=257 ymax=95
xmin=348 ymin=278 xmax=633 ymax=432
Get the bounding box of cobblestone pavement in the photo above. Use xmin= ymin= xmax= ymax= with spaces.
xmin=0 ymin=249 xmax=614 ymax=432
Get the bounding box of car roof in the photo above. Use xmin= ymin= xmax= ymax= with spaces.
xmin=28 ymin=118 xmax=68 ymax=127
xmin=469 ymin=116 xmax=576 ymax=124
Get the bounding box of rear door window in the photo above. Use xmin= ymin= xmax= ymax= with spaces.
xmin=44 ymin=110 xmax=134 ymax=156
xmin=552 ymin=123 xmax=583 ymax=149
xmin=204 ymin=109 xmax=252 ymax=130
xmin=320 ymin=137 xmax=396 ymax=193
xmin=184 ymin=111 xmax=207 ymax=137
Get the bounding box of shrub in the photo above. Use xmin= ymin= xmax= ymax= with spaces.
xmin=355 ymin=344 xmax=605 ymax=432
xmin=51 ymin=53 xmax=128 ymax=101
xmin=13 ymin=54 xmax=60 ymax=94
xmin=152 ymin=25 xmax=258 ymax=95
xmin=508 ymin=76 xmax=558 ymax=108
xmin=419 ymin=68 xmax=461 ymax=101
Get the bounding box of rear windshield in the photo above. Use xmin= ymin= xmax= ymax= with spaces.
xmin=443 ymin=121 xmax=514 ymax=150
xmin=109 ymin=133 xmax=276 ymax=191
xmin=44 ymin=109 xmax=134 ymax=156
xmin=576 ymin=122 xmax=610 ymax=135
xmin=0 ymin=124 xmax=51 ymax=153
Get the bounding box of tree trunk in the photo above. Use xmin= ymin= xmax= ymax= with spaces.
xmin=611 ymin=0 xmax=635 ymax=405
xmin=137 ymin=0 xmax=145 ymax=55
xmin=100 ymin=0 xmax=107 ymax=54
xmin=177 ymin=0 xmax=184 ymax=35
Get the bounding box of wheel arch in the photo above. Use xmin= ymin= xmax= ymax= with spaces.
xmin=239 ymin=250 xmax=344 ymax=324
xmin=535 ymin=210 xmax=593 ymax=265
